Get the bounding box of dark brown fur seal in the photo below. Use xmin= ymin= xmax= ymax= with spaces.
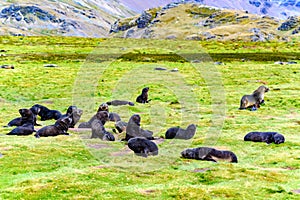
xmin=136 ymin=87 xmax=150 ymax=104
xmin=239 ymin=85 xmax=269 ymax=111
xmin=244 ymin=132 xmax=285 ymax=144
xmin=7 ymin=109 xmax=35 ymax=136
xmin=97 ymin=103 xmax=109 ymax=113
xmin=60 ymin=106 xmax=83 ymax=128
xmin=127 ymin=137 xmax=158 ymax=157
xmin=181 ymin=147 xmax=238 ymax=163
xmin=32 ymin=104 xmax=62 ymax=121
xmin=107 ymin=100 xmax=134 ymax=106
xmin=124 ymin=114 xmax=154 ymax=141
xmin=165 ymin=124 xmax=196 ymax=139
xmin=6 ymin=106 xmax=40 ymax=127
xmin=34 ymin=116 xmax=72 ymax=138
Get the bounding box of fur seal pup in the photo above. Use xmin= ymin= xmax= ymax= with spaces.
xmin=239 ymin=85 xmax=269 ymax=111
xmin=32 ymin=104 xmax=62 ymax=121
xmin=97 ymin=103 xmax=109 ymax=113
xmin=127 ymin=137 xmax=158 ymax=157
xmin=34 ymin=116 xmax=72 ymax=138
xmin=91 ymin=119 xmax=115 ymax=141
xmin=124 ymin=114 xmax=154 ymax=141
xmin=136 ymin=87 xmax=150 ymax=104
xmin=109 ymin=112 xmax=121 ymax=122
xmin=181 ymin=147 xmax=238 ymax=163
xmin=114 ymin=120 xmax=127 ymax=133
xmin=165 ymin=124 xmax=196 ymax=139
xmin=106 ymin=100 xmax=134 ymax=106
xmin=78 ymin=110 xmax=109 ymax=128
xmin=6 ymin=106 xmax=40 ymax=127
xmin=7 ymin=109 xmax=35 ymax=136
xmin=244 ymin=132 xmax=285 ymax=144
xmin=60 ymin=106 xmax=83 ymax=128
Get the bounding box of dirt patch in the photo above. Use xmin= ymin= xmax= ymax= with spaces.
xmin=92 ymin=165 xmax=108 ymax=169
xmin=292 ymin=189 xmax=300 ymax=194
xmin=138 ymin=189 xmax=156 ymax=195
xmin=111 ymin=147 xmax=132 ymax=156
xmin=193 ymin=168 xmax=210 ymax=173
xmin=42 ymin=100 xmax=54 ymax=104
xmin=87 ymin=144 xmax=110 ymax=149
xmin=153 ymin=137 xmax=165 ymax=145
xmin=282 ymin=166 xmax=298 ymax=170
xmin=69 ymin=128 xmax=91 ymax=132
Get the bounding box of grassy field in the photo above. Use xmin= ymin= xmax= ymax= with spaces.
xmin=0 ymin=36 xmax=300 ymax=199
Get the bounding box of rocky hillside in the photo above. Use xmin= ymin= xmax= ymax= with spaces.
xmin=0 ymin=0 xmax=299 ymax=39
xmin=0 ymin=0 xmax=136 ymax=37
xmin=121 ymin=0 xmax=300 ymax=19
xmin=109 ymin=2 xmax=300 ymax=41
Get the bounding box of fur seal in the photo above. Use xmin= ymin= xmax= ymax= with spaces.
xmin=7 ymin=109 xmax=35 ymax=136
xmin=239 ymin=85 xmax=269 ymax=111
xmin=127 ymin=137 xmax=158 ymax=157
xmin=181 ymin=147 xmax=238 ymax=163
xmin=114 ymin=120 xmax=127 ymax=133
xmin=124 ymin=114 xmax=154 ymax=141
xmin=107 ymin=100 xmax=134 ymax=106
xmin=244 ymin=132 xmax=285 ymax=144
xmin=97 ymin=103 xmax=109 ymax=113
xmin=60 ymin=106 xmax=83 ymax=128
xmin=136 ymin=87 xmax=150 ymax=104
xmin=165 ymin=124 xmax=196 ymax=139
xmin=78 ymin=110 xmax=109 ymax=129
xmin=32 ymin=104 xmax=62 ymax=121
xmin=91 ymin=112 xmax=115 ymax=141
xmin=109 ymin=112 xmax=121 ymax=122
xmin=6 ymin=106 xmax=40 ymax=127
xmin=34 ymin=116 xmax=72 ymax=138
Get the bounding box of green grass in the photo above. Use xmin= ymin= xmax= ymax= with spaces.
xmin=0 ymin=36 xmax=300 ymax=199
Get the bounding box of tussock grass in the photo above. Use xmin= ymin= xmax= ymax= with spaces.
xmin=0 ymin=36 xmax=299 ymax=199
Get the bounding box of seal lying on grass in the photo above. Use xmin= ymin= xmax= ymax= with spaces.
xmin=244 ymin=132 xmax=285 ymax=144
xmin=7 ymin=109 xmax=35 ymax=136
xmin=127 ymin=137 xmax=158 ymax=157
xmin=165 ymin=124 xmax=196 ymax=139
xmin=181 ymin=147 xmax=238 ymax=163
xmin=106 ymin=100 xmax=134 ymax=106
xmin=34 ymin=116 xmax=72 ymax=138
xmin=32 ymin=104 xmax=62 ymax=121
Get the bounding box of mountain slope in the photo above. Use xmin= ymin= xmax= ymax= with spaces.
xmin=110 ymin=3 xmax=300 ymax=41
xmin=0 ymin=0 xmax=136 ymax=37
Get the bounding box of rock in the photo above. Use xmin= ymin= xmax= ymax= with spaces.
xmin=274 ymin=61 xmax=284 ymax=65
xmin=166 ymin=35 xmax=177 ymax=40
xmin=278 ymin=16 xmax=299 ymax=31
xmin=44 ymin=64 xmax=58 ymax=67
xmin=170 ymin=68 xmax=179 ymax=72
xmin=136 ymin=11 xmax=152 ymax=28
xmin=125 ymin=29 xmax=135 ymax=38
xmin=214 ymin=62 xmax=224 ymax=65
xmin=0 ymin=65 xmax=14 ymax=69
xmin=186 ymin=34 xmax=201 ymax=40
xmin=154 ymin=67 xmax=167 ymax=71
